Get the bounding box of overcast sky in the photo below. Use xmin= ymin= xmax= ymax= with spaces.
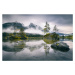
xmin=3 ymin=14 xmax=73 ymax=34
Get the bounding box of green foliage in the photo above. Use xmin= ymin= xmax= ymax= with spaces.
xmin=65 ymin=35 xmax=73 ymax=39
xmin=44 ymin=33 xmax=50 ymax=38
xmin=50 ymin=32 xmax=59 ymax=40
xmin=43 ymin=23 xmax=59 ymax=40
xmin=20 ymin=28 xmax=24 ymax=33
xmin=44 ymin=22 xmax=50 ymax=34
xmin=3 ymin=28 xmax=28 ymax=40
xmin=44 ymin=32 xmax=59 ymax=40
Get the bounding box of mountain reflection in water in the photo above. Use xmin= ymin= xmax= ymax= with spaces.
xmin=2 ymin=39 xmax=73 ymax=61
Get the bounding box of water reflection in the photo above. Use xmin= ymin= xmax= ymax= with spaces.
xmin=3 ymin=41 xmax=25 ymax=52
xmin=43 ymin=39 xmax=58 ymax=44
xmin=25 ymin=40 xmax=44 ymax=52
xmin=60 ymin=38 xmax=73 ymax=42
xmin=44 ymin=44 xmax=50 ymax=56
xmin=53 ymin=48 xmax=69 ymax=52
xmin=2 ymin=39 xmax=73 ymax=61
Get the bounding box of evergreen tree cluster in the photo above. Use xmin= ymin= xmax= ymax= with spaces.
xmin=43 ymin=22 xmax=59 ymax=40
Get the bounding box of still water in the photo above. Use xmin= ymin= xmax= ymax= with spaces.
xmin=2 ymin=39 xmax=73 ymax=61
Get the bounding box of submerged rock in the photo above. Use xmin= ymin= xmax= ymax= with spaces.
xmin=51 ymin=42 xmax=69 ymax=52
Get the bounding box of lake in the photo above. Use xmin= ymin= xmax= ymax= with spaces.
xmin=2 ymin=39 xmax=73 ymax=61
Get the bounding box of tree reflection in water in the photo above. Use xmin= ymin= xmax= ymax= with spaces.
xmin=44 ymin=44 xmax=50 ymax=56
xmin=43 ymin=39 xmax=59 ymax=55
xmin=2 ymin=39 xmax=73 ymax=61
xmin=43 ymin=39 xmax=58 ymax=44
xmin=3 ymin=39 xmax=59 ymax=55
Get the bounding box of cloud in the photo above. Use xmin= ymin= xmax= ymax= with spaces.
xmin=2 ymin=14 xmax=73 ymax=34
xmin=3 ymin=14 xmax=73 ymax=26
xmin=2 ymin=26 xmax=20 ymax=33
xmin=58 ymin=25 xmax=73 ymax=34
xmin=2 ymin=26 xmax=14 ymax=33
xmin=25 ymin=28 xmax=44 ymax=35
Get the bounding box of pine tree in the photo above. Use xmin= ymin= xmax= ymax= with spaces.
xmin=53 ymin=25 xmax=58 ymax=33
xmin=20 ymin=28 xmax=27 ymax=39
xmin=44 ymin=22 xmax=50 ymax=34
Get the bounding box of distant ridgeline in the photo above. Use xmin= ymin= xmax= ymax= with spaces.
xmin=3 ymin=22 xmax=43 ymax=30
xmin=3 ymin=22 xmax=28 ymax=29
xmin=2 ymin=22 xmax=43 ymax=40
xmin=3 ymin=32 xmax=43 ymax=40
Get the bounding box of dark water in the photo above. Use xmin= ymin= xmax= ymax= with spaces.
xmin=2 ymin=39 xmax=73 ymax=61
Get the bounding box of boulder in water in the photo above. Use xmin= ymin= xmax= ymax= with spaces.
xmin=51 ymin=42 xmax=69 ymax=52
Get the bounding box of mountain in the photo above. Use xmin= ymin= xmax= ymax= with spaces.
xmin=2 ymin=22 xmax=43 ymax=34
xmin=56 ymin=33 xmax=65 ymax=36
xmin=28 ymin=23 xmax=43 ymax=30
xmin=3 ymin=22 xmax=28 ymax=29
xmin=68 ymin=33 xmax=73 ymax=35
xmin=29 ymin=23 xmax=36 ymax=29
xmin=57 ymin=32 xmax=73 ymax=36
xmin=3 ymin=22 xmax=43 ymax=30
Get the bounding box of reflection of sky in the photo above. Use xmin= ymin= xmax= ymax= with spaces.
xmin=3 ymin=40 xmax=73 ymax=60
xmin=26 ymin=40 xmax=44 ymax=46
xmin=3 ymin=14 xmax=73 ymax=34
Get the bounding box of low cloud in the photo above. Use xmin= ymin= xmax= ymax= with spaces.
xmin=2 ymin=26 xmax=20 ymax=33
xmin=2 ymin=26 xmax=14 ymax=33
xmin=25 ymin=28 xmax=44 ymax=35
xmin=58 ymin=25 xmax=73 ymax=34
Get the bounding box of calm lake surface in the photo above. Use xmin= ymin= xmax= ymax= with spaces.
xmin=2 ymin=39 xmax=73 ymax=61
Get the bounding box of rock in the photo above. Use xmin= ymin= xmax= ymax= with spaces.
xmin=51 ymin=42 xmax=69 ymax=52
